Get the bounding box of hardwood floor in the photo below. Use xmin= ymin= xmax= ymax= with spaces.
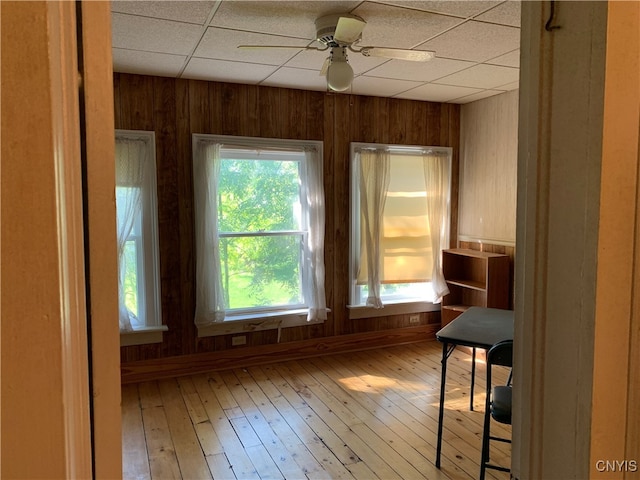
xmin=122 ymin=340 xmax=512 ymax=480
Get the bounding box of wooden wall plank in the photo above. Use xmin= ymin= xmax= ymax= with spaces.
xmin=306 ymin=91 xmax=325 ymax=141
xmin=284 ymin=89 xmax=306 ymax=140
xmin=426 ymin=102 xmax=441 ymax=146
xmin=258 ymin=86 xmax=281 ymax=138
xmin=176 ymin=79 xmax=196 ymax=353
xmin=322 ymin=94 xmax=336 ymax=337
xmin=114 ymin=73 xmax=460 ymax=364
xmin=389 ymin=99 xmax=409 ymax=144
xmin=113 ymin=73 xmax=123 ymax=130
xmin=208 ymin=81 xmax=222 ymax=134
xmin=245 ymin=84 xmax=260 ymax=138
xmin=188 ymin=79 xmax=210 ymax=134
xmin=220 ymin=82 xmax=241 ymax=136
xmin=333 ymin=94 xmax=353 ymax=335
xmin=375 ymin=96 xmax=390 ymax=144
xmin=153 ymin=77 xmax=183 ymax=357
xmin=119 ymin=73 xmax=154 ymax=131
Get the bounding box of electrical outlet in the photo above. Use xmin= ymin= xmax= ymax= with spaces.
xmin=409 ymin=314 xmax=420 ymax=324
xmin=231 ymin=335 xmax=247 ymax=346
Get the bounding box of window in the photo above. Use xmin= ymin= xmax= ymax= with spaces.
xmin=192 ymin=135 xmax=326 ymax=334
xmin=115 ymin=130 xmax=163 ymax=343
xmin=349 ymin=143 xmax=452 ymax=315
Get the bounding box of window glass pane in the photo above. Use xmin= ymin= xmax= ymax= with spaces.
xmin=218 ymin=158 xmax=301 ymax=233
xmin=358 ymin=282 xmax=435 ymax=303
xmin=122 ymin=239 xmax=138 ymax=317
xmin=116 ymin=185 xmax=144 ymax=324
xmin=351 ymin=144 xmax=451 ymax=306
xmin=220 ymin=235 xmax=303 ymax=309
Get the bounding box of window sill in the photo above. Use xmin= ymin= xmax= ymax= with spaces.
xmin=120 ymin=325 xmax=168 ymax=347
xmin=196 ymin=309 xmax=327 ymax=338
xmin=347 ymin=301 xmax=440 ymax=320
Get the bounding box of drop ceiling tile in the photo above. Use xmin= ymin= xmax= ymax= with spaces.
xmin=418 ymin=20 xmax=520 ymax=62
xmin=182 ymin=57 xmax=277 ymax=83
xmin=350 ymin=2 xmax=464 ymax=49
xmin=210 ymin=1 xmax=361 ymax=39
xmin=476 ymin=0 xmax=521 ymax=27
xmin=396 ymin=83 xmax=481 ymax=102
xmin=348 ymin=52 xmax=390 ymax=74
xmin=113 ymin=48 xmax=187 ymax=76
xmin=284 ymin=48 xmax=332 ymax=70
xmin=495 ymin=80 xmax=519 ymax=91
xmin=434 ymin=63 xmax=519 ymax=89
xmin=261 ymin=67 xmax=329 ymax=91
xmin=351 ymin=76 xmax=423 ymax=98
xmin=373 ymin=1 xmax=502 ymax=19
xmin=364 ymin=57 xmax=474 ymax=82
xmin=112 ymin=13 xmax=203 ymax=55
xmin=111 ymin=1 xmax=215 ymax=25
xmin=194 ymin=28 xmax=310 ymax=65
xmin=486 ymin=49 xmax=520 ymax=67
xmin=451 ymin=89 xmax=505 ymax=103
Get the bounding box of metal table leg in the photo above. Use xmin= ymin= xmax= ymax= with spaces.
xmin=436 ymin=342 xmax=456 ymax=468
xmin=470 ymin=347 xmax=476 ymax=411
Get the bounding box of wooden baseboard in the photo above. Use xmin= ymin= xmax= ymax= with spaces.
xmin=121 ymin=324 xmax=439 ymax=384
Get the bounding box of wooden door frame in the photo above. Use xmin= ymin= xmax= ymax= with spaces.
xmin=1 ymin=1 xmax=121 ymax=477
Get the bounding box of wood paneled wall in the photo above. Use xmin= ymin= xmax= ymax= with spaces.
xmin=114 ymin=73 xmax=460 ymax=363
xmin=459 ymin=89 xmax=518 ymax=244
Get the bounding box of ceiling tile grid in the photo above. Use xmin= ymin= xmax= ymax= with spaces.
xmin=111 ymin=0 xmax=521 ymax=104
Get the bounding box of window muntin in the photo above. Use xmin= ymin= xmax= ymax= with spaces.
xmin=350 ymin=143 xmax=451 ymax=307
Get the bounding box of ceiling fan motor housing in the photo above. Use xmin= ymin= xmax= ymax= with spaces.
xmin=315 ymin=13 xmax=364 ymax=47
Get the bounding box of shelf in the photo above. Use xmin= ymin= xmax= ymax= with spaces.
xmin=441 ymin=248 xmax=510 ymax=327
xmin=446 ymin=279 xmax=487 ymax=291
xmin=441 ymin=304 xmax=471 ymax=313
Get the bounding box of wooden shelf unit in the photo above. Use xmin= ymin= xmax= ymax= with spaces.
xmin=441 ymin=248 xmax=510 ymax=326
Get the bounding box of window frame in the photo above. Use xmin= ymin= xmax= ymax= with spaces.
xmin=348 ymin=142 xmax=452 ymax=319
xmin=115 ymin=129 xmax=166 ymax=346
xmin=192 ymin=134 xmax=325 ymax=337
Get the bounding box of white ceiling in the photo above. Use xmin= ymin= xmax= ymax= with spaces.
xmin=111 ymin=0 xmax=521 ymax=104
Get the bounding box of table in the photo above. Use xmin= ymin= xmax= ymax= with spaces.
xmin=434 ymin=306 xmax=514 ymax=468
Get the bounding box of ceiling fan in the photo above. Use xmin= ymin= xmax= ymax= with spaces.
xmin=238 ymin=13 xmax=435 ymax=92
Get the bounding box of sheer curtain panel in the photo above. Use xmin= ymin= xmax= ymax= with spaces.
xmin=423 ymin=152 xmax=451 ymax=302
xmin=300 ymin=147 xmax=327 ymax=321
xmin=115 ymin=138 xmax=146 ymax=332
xmin=357 ymin=149 xmax=391 ymax=308
xmin=193 ymin=141 xmax=226 ymax=325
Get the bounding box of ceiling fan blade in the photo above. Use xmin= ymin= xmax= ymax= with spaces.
xmin=237 ymin=45 xmax=325 ymax=51
xmin=358 ymin=47 xmax=435 ymax=62
xmin=333 ymin=15 xmax=366 ymax=44
xmin=319 ymin=57 xmax=330 ymax=76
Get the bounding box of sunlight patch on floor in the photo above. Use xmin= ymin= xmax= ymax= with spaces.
xmin=338 ymin=374 xmax=427 ymax=393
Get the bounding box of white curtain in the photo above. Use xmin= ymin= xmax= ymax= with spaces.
xmin=423 ymin=153 xmax=451 ymax=303
xmin=357 ymin=149 xmax=391 ymax=308
xmin=193 ymin=142 xmax=226 ymax=325
xmin=115 ymin=138 xmax=147 ymax=332
xmin=300 ymin=148 xmax=327 ymax=321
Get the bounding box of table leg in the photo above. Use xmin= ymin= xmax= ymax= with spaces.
xmin=470 ymin=347 xmax=476 ymax=411
xmin=436 ymin=342 xmax=455 ymax=468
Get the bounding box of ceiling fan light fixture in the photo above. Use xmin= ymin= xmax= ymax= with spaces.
xmin=326 ymin=59 xmax=353 ymax=92
xmin=326 ymin=46 xmax=353 ymax=92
